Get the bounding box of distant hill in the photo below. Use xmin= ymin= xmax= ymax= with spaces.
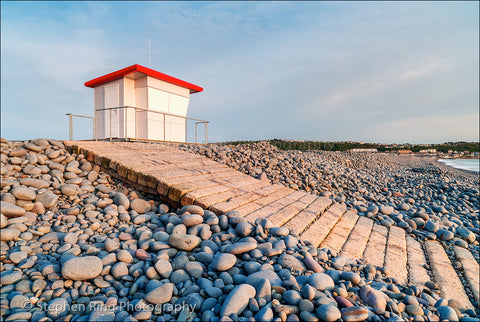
xmin=221 ymin=139 xmax=480 ymax=153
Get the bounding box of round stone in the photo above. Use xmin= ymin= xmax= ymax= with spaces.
xmin=317 ymin=304 xmax=341 ymax=322
xmin=11 ymin=186 xmax=36 ymax=201
xmin=9 ymin=251 xmax=27 ymax=264
xmin=63 ymin=232 xmax=78 ymax=245
xmin=182 ymin=214 xmax=203 ymax=226
xmin=144 ymin=283 xmax=174 ymax=304
xmin=168 ymin=233 xmax=201 ymax=251
xmin=234 ymin=222 xmax=252 ymax=237
xmin=246 ymin=270 xmax=282 ymax=287
xmin=170 ymin=269 xmax=190 ymax=284
xmin=35 ymin=191 xmax=58 ymax=208
xmin=283 ymin=290 xmax=302 ymax=305
xmin=0 ymin=214 xmax=7 ymax=228
xmin=436 ymin=229 xmax=454 ymax=241
xmin=111 ymin=262 xmax=128 ymax=279
xmin=225 ymin=242 xmax=257 ymax=254
xmin=0 ymin=201 xmax=26 ymax=218
xmin=308 ymin=273 xmax=335 ymax=291
xmin=135 ymin=249 xmax=151 ymax=260
xmin=47 ymin=298 xmax=69 ymax=319
xmin=341 ymin=306 xmax=369 ymax=322
xmin=0 ymin=271 xmax=23 ymax=285
xmin=341 ymin=271 xmax=361 ymax=284
xmin=61 ymin=184 xmax=79 ymax=196
xmin=180 ymin=205 xmax=204 ymax=216
xmin=406 ymin=304 xmax=423 ymax=316
xmin=154 ymin=259 xmax=173 ymax=278
xmin=32 ymin=279 xmax=47 ymax=293
xmin=130 ymin=199 xmax=152 ymax=214
xmin=1 ymin=228 xmax=21 ymax=241
xmin=113 ymin=193 xmax=130 ymax=209
xmin=437 ymin=306 xmax=458 ymax=321
xmin=456 ymin=227 xmax=475 ymax=243
xmin=117 ymin=250 xmax=133 ymax=263
xmin=379 ymin=205 xmax=394 ymax=215
xmin=270 ymin=227 xmax=289 ymax=236
xmin=221 ymin=284 xmax=256 ymax=316
xmin=61 ymin=256 xmax=103 ymax=280
xmin=211 ymin=253 xmax=237 ymax=271
xmin=425 ymin=221 xmax=439 ymax=233
xmin=185 ymin=261 xmax=204 ymax=279
xmin=104 ymin=239 xmax=119 ymax=252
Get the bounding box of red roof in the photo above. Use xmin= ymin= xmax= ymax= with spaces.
xmin=84 ymin=64 xmax=203 ymax=93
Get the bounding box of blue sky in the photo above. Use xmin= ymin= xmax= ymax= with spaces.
xmin=1 ymin=1 xmax=478 ymax=143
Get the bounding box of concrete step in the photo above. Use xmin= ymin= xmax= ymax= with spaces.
xmin=424 ymin=240 xmax=474 ymax=310
xmin=232 ymin=187 xmax=295 ymax=217
xmin=405 ymin=236 xmax=431 ymax=286
xmin=453 ymin=245 xmax=479 ymax=305
xmin=362 ymin=224 xmax=388 ymax=268
xmin=268 ymin=193 xmax=318 ymax=227
xmin=319 ymin=210 xmax=358 ymax=253
xmin=167 ymin=172 xmax=249 ymax=203
xmin=340 ymin=216 xmax=374 ymax=260
xmin=282 ymin=197 xmax=332 ymax=234
xmin=155 ymin=168 xmax=241 ymax=195
xmin=181 ymin=183 xmax=244 ymax=206
xmin=244 ymin=190 xmax=307 ymax=223
xmin=209 ymin=183 xmax=285 ymax=215
xmin=195 ymin=179 xmax=271 ymax=209
xmin=383 ymin=226 xmax=408 ymax=285
xmin=300 ymin=203 xmax=347 ymax=247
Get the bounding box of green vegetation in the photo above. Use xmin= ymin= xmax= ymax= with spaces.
xmin=221 ymin=139 xmax=480 ymax=153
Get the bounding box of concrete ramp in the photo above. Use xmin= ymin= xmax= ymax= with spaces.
xmin=64 ymin=140 xmax=478 ymax=310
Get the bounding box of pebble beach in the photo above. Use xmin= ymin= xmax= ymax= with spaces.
xmin=1 ymin=138 xmax=479 ymax=322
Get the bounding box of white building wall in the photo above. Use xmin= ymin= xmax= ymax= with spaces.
xmin=93 ymin=74 xmax=193 ymax=142
xmin=133 ymin=76 xmax=148 ymax=140
xmin=147 ymin=77 xmax=190 ymax=98
xmin=123 ymin=78 xmax=136 ymax=139
xmin=146 ymin=76 xmax=190 ymax=142
xmin=94 ymin=79 xmax=124 ymax=139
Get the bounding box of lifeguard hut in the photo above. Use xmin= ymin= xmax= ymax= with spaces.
xmin=84 ymin=64 xmax=205 ymax=142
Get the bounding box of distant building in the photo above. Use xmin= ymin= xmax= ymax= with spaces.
xmin=419 ymin=149 xmax=437 ymax=154
xmin=397 ymin=149 xmax=412 ymax=154
xmin=85 ymin=64 xmax=203 ymax=142
xmin=350 ymin=148 xmax=378 ymax=152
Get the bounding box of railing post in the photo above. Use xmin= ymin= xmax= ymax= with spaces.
xmin=109 ymin=109 xmax=112 ymax=141
xmin=163 ymin=113 xmax=166 ymax=141
xmin=124 ymin=107 xmax=127 ymax=140
xmin=205 ymin=122 xmax=208 ymax=144
xmin=195 ymin=122 xmax=198 ymax=144
xmin=93 ymin=111 xmax=97 ymax=141
xmin=66 ymin=113 xmax=73 ymax=140
xmin=185 ymin=118 xmax=187 ymax=143
xmin=135 ymin=108 xmax=137 ymax=141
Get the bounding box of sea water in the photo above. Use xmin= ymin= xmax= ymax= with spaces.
xmin=438 ymin=159 xmax=479 ymax=173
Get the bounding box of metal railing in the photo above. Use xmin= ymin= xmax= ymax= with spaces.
xmin=67 ymin=106 xmax=209 ymax=144
xmin=66 ymin=113 xmax=96 ymax=141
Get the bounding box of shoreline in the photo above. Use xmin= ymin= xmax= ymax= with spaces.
xmin=434 ymin=158 xmax=479 ymax=176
